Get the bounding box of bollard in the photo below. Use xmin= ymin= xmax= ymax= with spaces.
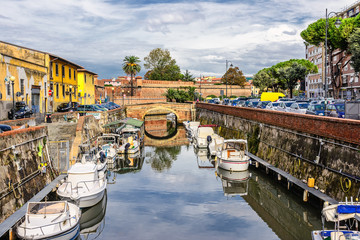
xmin=303 ymin=190 xmax=309 ymax=202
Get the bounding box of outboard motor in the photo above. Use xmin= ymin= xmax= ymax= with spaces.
xmin=99 ymin=151 xmax=106 ymax=163
xmin=124 ymin=143 xmax=131 ymax=154
xmin=207 ymin=135 xmax=212 ymax=143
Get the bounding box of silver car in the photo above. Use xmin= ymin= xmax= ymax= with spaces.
xmin=276 ymin=101 xmax=296 ymax=112
xmin=288 ymin=102 xmax=309 ymax=114
xmin=265 ymin=102 xmax=280 ymax=110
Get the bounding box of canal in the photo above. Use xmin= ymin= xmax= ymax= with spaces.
xmin=80 ymin=123 xmax=324 ymax=240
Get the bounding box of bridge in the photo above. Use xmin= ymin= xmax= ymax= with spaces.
xmin=126 ymin=102 xmax=195 ymax=123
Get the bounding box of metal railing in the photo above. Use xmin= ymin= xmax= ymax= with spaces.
xmin=60 ymin=174 xmax=106 ymax=197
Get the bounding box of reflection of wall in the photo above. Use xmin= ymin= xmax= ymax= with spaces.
xmin=144 ymin=127 xmax=188 ymax=147
xmin=145 ymin=115 xmax=169 ymax=137
xmin=243 ymin=171 xmax=322 ymax=240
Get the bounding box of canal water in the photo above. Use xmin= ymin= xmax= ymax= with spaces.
xmin=79 ymin=125 xmax=324 ymax=240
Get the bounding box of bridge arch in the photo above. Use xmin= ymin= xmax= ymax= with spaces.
xmin=142 ymin=106 xmax=179 ymax=122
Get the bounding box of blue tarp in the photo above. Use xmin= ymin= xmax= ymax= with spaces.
xmin=337 ymin=205 xmax=360 ymax=214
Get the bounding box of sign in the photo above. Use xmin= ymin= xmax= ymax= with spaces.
xmin=48 ymin=89 xmax=53 ymax=96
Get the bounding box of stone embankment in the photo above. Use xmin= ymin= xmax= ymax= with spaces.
xmin=196 ymin=103 xmax=360 ymax=201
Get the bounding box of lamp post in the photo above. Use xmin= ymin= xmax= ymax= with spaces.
xmin=10 ymin=76 xmax=15 ymax=119
xmin=325 ymin=9 xmax=342 ymax=99
xmin=111 ymin=87 xmax=115 ymax=102
xmin=225 ymin=60 xmax=233 ymax=98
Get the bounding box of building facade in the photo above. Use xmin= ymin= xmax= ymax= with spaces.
xmin=77 ymin=69 xmax=97 ymax=105
xmin=305 ymin=44 xmax=324 ymax=98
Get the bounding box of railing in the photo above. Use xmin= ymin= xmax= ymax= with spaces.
xmin=61 ymin=174 xmax=106 ymax=197
xmin=17 ymin=212 xmax=79 ymax=237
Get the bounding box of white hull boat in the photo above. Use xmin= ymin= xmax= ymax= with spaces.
xmin=57 ymin=162 xmax=107 ymax=208
xmin=16 ymin=201 xmax=81 ymax=240
xmin=82 ymin=153 xmax=107 ymax=173
xmin=118 ymin=136 xmax=140 ymax=155
xmin=312 ymin=200 xmax=360 ymax=240
xmin=194 ymin=126 xmax=215 ymax=148
xmin=208 ymin=135 xmax=224 ymax=156
xmin=216 ymin=139 xmax=249 ymax=172
xmin=186 ymin=121 xmax=200 ymax=138
xmin=96 ymin=134 xmax=121 ymax=166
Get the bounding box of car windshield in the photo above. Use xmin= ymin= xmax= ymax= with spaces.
xmin=335 ymin=104 xmax=345 ymax=111
xmin=59 ymin=103 xmax=68 ymax=108
xmin=252 ymin=102 xmax=260 ymax=106
xmin=315 ymin=105 xmax=325 ymax=110
xmin=272 ymin=102 xmax=279 ymax=106
xmin=298 ymin=103 xmax=309 ymax=109
xmin=285 ymin=102 xmax=294 ymax=107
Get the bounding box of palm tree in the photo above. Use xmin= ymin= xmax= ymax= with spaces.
xmin=122 ymin=56 xmax=141 ymax=96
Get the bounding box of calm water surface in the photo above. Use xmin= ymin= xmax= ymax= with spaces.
xmin=85 ymin=141 xmax=323 ymax=240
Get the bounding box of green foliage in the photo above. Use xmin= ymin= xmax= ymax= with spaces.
xmin=221 ymin=67 xmax=247 ymax=87
xmin=163 ymin=87 xmax=197 ymax=102
xmin=144 ymin=48 xmax=182 ymax=81
xmin=348 ymin=28 xmax=360 ymax=73
xmin=182 ymin=70 xmax=195 ymax=81
xmin=122 ymin=56 xmax=141 ymax=76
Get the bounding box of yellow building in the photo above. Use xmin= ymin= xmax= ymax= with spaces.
xmin=0 ymin=41 xmax=49 ymax=119
xmin=77 ymin=69 xmax=97 ymax=105
xmin=48 ymin=55 xmax=83 ymax=112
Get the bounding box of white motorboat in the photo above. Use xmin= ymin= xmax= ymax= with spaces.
xmin=194 ymin=126 xmax=219 ymax=149
xmin=96 ymin=134 xmax=121 ymax=166
xmin=216 ymin=139 xmax=249 ymax=172
xmin=16 ymin=201 xmax=81 ymax=240
xmin=57 ymin=162 xmax=107 ymax=208
xmin=216 ymin=168 xmax=250 ymax=197
xmin=208 ymin=135 xmax=225 ymax=156
xmin=118 ymin=132 xmax=140 ymax=155
xmin=81 ymin=153 xmax=107 ymax=173
xmin=186 ymin=121 xmax=200 ymax=137
xmin=312 ymin=200 xmax=360 ymax=240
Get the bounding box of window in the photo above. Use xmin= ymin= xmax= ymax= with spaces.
xmin=62 ymin=65 xmax=65 ymax=78
xmin=92 ymin=76 xmax=94 ymax=84
xmin=74 ymin=87 xmax=76 ymax=99
xmin=85 ymin=74 xmax=87 ymax=83
xmin=20 ymin=79 xmax=24 ymax=95
xmin=56 ymin=83 xmax=59 ymax=98
xmin=62 ymin=84 xmax=65 ymax=97
xmin=44 ymin=83 xmax=47 ymax=97
xmin=7 ymin=83 xmax=11 ymax=96
xmin=74 ymin=70 xmax=76 ymax=80
xmin=69 ymin=68 xmax=71 ymax=79
xmin=50 ymin=62 xmax=53 ymax=79
xmin=55 ymin=63 xmax=59 ymax=76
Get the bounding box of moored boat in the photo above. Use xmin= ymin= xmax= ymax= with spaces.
xmin=194 ymin=126 xmax=215 ymax=148
xmin=57 ymin=162 xmax=107 ymax=208
xmin=216 ymin=168 xmax=250 ymax=197
xmin=216 ymin=139 xmax=249 ymax=172
xmin=16 ymin=201 xmax=81 ymax=240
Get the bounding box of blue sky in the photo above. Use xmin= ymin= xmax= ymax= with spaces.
xmin=0 ymin=0 xmax=356 ymax=79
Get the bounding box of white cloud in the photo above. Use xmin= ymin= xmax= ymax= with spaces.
xmin=0 ymin=0 xmax=356 ymax=78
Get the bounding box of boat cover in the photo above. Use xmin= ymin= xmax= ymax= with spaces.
xmin=323 ymin=204 xmax=360 ymax=222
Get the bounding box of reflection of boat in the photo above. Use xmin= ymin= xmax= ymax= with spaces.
xmin=118 ymin=128 xmax=141 ymax=155
xmin=16 ymin=201 xmax=81 ymax=240
xmin=115 ymin=154 xmax=144 ymax=174
xmin=216 ymin=139 xmax=249 ymax=172
xmin=208 ymin=135 xmax=224 ymax=156
xmin=185 ymin=121 xmax=200 ymax=138
xmin=80 ymin=191 xmax=107 ymax=239
xmin=312 ymin=201 xmax=360 ymax=240
xmin=195 ymin=148 xmax=214 ymax=169
xmin=57 ymin=162 xmax=107 ymax=208
xmin=217 ymin=168 xmax=250 ymax=197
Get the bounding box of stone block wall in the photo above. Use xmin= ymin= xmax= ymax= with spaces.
xmin=0 ymin=126 xmax=53 ymax=223
xmin=196 ymin=103 xmax=360 ymax=201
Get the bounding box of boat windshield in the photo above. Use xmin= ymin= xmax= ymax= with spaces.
xmin=28 ymin=202 xmax=66 ymax=215
xmin=224 ymin=142 xmax=246 ymax=151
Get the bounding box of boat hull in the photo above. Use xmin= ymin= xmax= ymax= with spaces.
xmin=18 ymin=224 xmax=80 ymax=240
xmin=217 ymin=158 xmax=249 ymax=172
xmin=312 ymin=230 xmax=360 ymax=240
xmin=58 ymin=187 xmax=106 ymax=209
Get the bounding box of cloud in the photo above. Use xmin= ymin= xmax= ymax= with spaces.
xmin=0 ymin=0 xmax=356 ymax=78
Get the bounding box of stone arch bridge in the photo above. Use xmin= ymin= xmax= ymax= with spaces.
xmin=126 ymin=102 xmax=195 ymax=123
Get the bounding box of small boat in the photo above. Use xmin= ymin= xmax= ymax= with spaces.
xmin=96 ymin=134 xmax=121 ymax=166
xmin=194 ymin=126 xmax=220 ymax=149
xmin=57 ymin=162 xmax=107 ymax=208
xmin=312 ymin=200 xmax=360 ymax=240
xmin=82 ymin=153 xmax=107 ymax=173
xmin=216 ymin=139 xmax=249 ymax=172
xmin=208 ymin=135 xmax=224 ymax=156
xmin=216 ymin=168 xmax=250 ymax=197
xmin=186 ymin=121 xmax=200 ymax=137
xmin=16 ymin=201 xmax=81 ymax=240
xmin=118 ymin=129 xmax=140 ymax=155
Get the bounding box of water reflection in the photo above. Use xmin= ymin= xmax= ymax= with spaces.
xmin=80 ymin=191 xmax=107 ymax=240
xmin=145 ymin=146 xmax=181 ymax=172
xmin=114 ymin=153 xmax=145 ymax=174
xmin=144 ymin=113 xmax=177 ymax=139
xmin=194 ymin=147 xmax=215 ymax=169
xmin=216 ymin=168 xmax=250 ymax=197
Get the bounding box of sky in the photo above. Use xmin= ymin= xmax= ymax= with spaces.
xmin=0 ymin=0 xmax=356 ymax=79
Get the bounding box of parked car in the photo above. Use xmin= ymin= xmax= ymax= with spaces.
xmin=256 ymin=101 xmax=271 ymax=109
xmin=248 ymin=101 xmax=260 ymax=108
xmin=8 ymin=102 xmax=33 ymax=119
xmin=77 ymin=104 xmax=104 ymax=112
xmin=94 ymin=104 xmax=108 ymax=111
xmin=265 ymin=102 xmax=280 ymax=110
xmin=0 ymin=124 xmax=12 ymax=133
xmin=236 ymin=100 xmax=246 ymax=107
xmin=56 ymin=102 xmax=80 ymax=112
xmin=288 ymin=102 xmax=309 ymax=114
xmin=276 ymin=98 xmax=292 ymax=102
xmin=212 ymin=98 xmax=221 ymax=104
xmin=276 ymin=101 xmax=296 ymax=112
xmin=325 ymin=103 xmax=345 ymax=118
xmin=207 ymin=99 xmax=216 ymax=104
xmin=107 ymin=102 xmax=121 ymax=109
xmin=222 ymin=98 xmax=230 ymax=105
xmin=306 ymin=104 xmax=326 ymax=116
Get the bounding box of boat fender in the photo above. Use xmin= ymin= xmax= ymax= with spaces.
xmin=207 ymin=135 xmax=212 ymax=143
xmin=99 ymin=151 xmax=106 ymax=163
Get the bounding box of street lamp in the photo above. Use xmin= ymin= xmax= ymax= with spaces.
xmin=111 ymin=87 xmax=115 ymax=102
xmin=10 ymin=76 xmax=15 ymax=119
xmin=225 ymin=60 xmax=233 ymax=98
xmin=325 ymin=9 xmax=342 ymax=99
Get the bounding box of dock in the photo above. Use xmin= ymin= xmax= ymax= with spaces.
xmin=246 ymin=151 xmax=338 ymax=205
xmin=0 ymin=174 xmax=67 ymax=238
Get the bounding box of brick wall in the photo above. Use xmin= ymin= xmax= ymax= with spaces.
xmin=196 ymin=103 xmax=360 ymax=145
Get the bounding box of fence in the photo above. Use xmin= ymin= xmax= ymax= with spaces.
xmin=48 ymin=141 xmax=69 ymax=173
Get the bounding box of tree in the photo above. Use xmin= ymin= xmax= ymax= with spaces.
xmin=348 ymin=28 xmax=360 ymax=73
xmin=186 ymin=86 xmax=196 ymax=101
xmin=300 ymin=16 xmax=358 ymax=98
xmin=252 ymin=69 xmax=276 ymax=92
xmin=281 ymin=62 xmax=308 ymax=98
xmin=122 ymin=56 xmax=141 ymax=96
xmin=163 ymin=88 xmax=176 ymax=102
xmin=144 ymin=48 xmax=182 ymax=81
xmin=221 ymin=66 xmax=247 ymax=87
xmin=182 ymin=70 xmax=195 ymax=81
